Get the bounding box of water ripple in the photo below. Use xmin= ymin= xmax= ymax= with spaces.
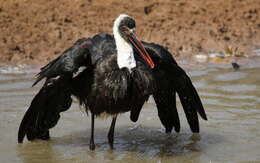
xmin=0 ymin=66 xmax=260 ymax=162
xmin=213 ymin=72 xmax=247 ymax=81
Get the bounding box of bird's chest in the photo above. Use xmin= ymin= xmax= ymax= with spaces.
xmin=86 ymin=55 xmax=155 ymax=115
xmin=93 ymin=66 xmax=133 ymax=101
xmin=86 ymin=65 xmax=135 ymax=114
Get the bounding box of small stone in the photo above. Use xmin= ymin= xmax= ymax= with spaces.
xmin=232 ymin=62 xmax=240 ymax=70
xmin=194 ymin=54 xmax=208 ymax=62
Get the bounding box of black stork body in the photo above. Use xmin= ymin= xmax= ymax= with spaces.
xmin=18 ymin=14 xmax=207 ymax=150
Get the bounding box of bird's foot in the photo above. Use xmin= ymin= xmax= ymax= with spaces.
xmin=108 ymin=139 xmax=114 ymax=150
xmin=108 ymin=132 xmax=114 ymax=149
xmin=89 ymin=142 xmax=95 ymax=151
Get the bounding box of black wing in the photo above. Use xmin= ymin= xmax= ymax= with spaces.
xmin=32 ymin=38 xmax=93 ymax=86
xmin=142 ymin=42 xmax=207 ymax=133
xmin=18 ymin=37 xmax=93 ymax=143
xmin=18 ymin=33 xmax=115 ymax=143
xmin=32 ymin=33 xmax=116 ymax=86
xmin=18 ymin=77 xmax=72 ymax=143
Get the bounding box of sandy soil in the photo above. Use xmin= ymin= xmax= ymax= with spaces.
xmin=0 ymin=0 xmax=260 ymax=65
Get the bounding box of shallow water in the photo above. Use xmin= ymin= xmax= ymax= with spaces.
xmin=0 ymin=63 xmax=260 ymax=163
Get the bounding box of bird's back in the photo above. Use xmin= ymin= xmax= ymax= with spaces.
xmin=87 ymin=33 xmax=117 ymax=64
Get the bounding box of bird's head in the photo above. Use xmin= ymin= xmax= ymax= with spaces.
xmin=113 ymin=14 xmax=154 ymax=68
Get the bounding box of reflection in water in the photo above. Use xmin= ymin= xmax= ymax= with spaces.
xmin=17 ymin=141 xmax=58 ymax=163
xmin=0 ymin=65 xmax=260 ymax=162
xmin=15 ymin=128 xmax=208 ymax=162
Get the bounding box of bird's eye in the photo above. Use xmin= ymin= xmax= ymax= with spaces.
xmin=120 ymin=26 xmax=131 ymax=37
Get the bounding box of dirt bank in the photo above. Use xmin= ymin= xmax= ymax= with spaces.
xmin=0 ymin=0 xmax=260 ymax=65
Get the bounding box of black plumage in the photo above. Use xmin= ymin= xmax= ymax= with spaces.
xmin=18 ymin=15 xmax=207 ymax=150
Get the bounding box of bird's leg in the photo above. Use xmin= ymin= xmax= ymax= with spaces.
xmin=89 ymin=113 xmax=95 ymax=150
xmin=107 ymin=115 xmax=117 ymax=149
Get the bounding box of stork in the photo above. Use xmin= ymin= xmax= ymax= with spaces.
xmin=18 ymin=14 xmax=207 ymax=150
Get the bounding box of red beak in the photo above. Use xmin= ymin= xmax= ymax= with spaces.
xmin=128 ymin=33 xmax=155 ymax=68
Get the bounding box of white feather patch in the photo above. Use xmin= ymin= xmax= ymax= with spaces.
xmin=113 ymin=14 xmax=136 ymax=71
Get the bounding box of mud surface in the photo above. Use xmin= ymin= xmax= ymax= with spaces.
xmin=0 ymin=0 xmax=260 ymax=65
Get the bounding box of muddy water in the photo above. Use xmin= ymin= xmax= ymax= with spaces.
xmin=0 ymin=63 xmax=260 ymax=163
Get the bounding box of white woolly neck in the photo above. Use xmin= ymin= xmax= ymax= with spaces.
xmin=113 ymin=14 xmax=136 ymax=70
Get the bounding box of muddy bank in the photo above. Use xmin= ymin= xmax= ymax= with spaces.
xmin=0 ymin=0 xmax=260 ymax=65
